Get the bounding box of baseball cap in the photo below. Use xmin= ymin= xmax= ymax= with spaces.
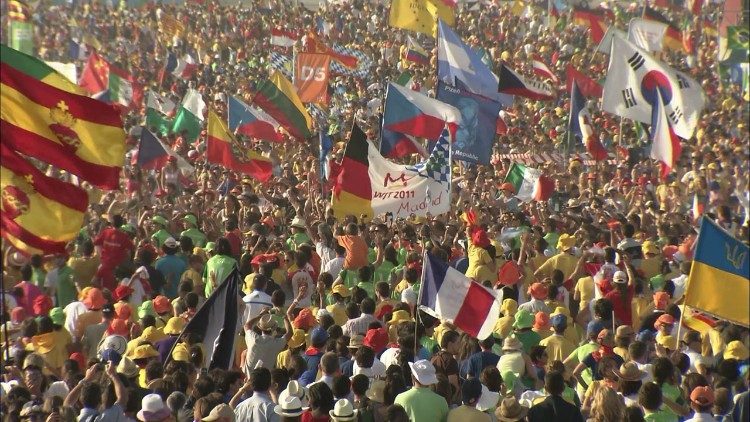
xmin=613 ymin=271 xmax=628 ymax=284
xmin=690 ymin=386 xmax=715 ymax=406
xmin=311 ymin=326 xmax=329 ymax=346
xmin=100 ymin=348 xmax=122 ymax=365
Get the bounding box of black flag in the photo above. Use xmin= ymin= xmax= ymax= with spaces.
xmin=168 ymin=268 xmax=242 ymax=369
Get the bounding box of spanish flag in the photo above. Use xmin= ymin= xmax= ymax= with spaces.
xmin=389 ymin=0 xmax=455 ymax=37
xmin=331 ymin=124 xmax=373 ymax=219
xmin=0 ymin=62 xmax=126 ymax=190
xmin=684 ymin=217 xmax=749 ymax=327
xmin=1 ymin=144 xmax=88 ymax=255
xmin=1 ymin=44 xmax=85 ymax=94
xmin=252 ymin=71 xmax=312 ymax=140
xmin=206 ymin=111 xmax=273 ymax=182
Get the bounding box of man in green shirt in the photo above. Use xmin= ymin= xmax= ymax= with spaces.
xmin=286 ymin=217 xmax=310 ymax=250
xmin=150 ymin=215 xmax=173 ymax=248
xmin=394 ymin=360 xmax=449 ymax=422
xmin=45 ymin=254 xmax=76 ymax=308
xmin=640 ymin=382 xmax=679 ymax=422
xmin=181 ymin=214 xmax=207 ymax=248
xmin=564 ymin=320 xmax=602 ymax=396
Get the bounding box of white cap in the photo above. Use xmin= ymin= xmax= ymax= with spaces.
xmin=163 ymin=237 xmax=178 ymax=248
xmin=613 ymin=271 xmax=628 ymax=284
xmin=408 ymin=360 xmax=438 ymax=385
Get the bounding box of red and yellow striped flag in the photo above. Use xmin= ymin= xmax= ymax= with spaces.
xmin=0 ymin=62 xmax=126 ymax=189
xmin=1 ymin=144 xmax=88 ymax=255
xmin=206 ymin=111 xmax=273 ymax=182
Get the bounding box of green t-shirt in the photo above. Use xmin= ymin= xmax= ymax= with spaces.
xmin=357 ymin=281 xmax=375 ymax=299
xmin=373 ymin=261 xmax=396 ymax=284
xmin=394 ymin=387 xmax=449 ymax=422
xmin=420 ymin=336 xmax=439 ymax=358
xmin=644 ymin=409 xmax=678 ymax=422
xmin=55 ymin=266 xmax=76 ymax=308
xmin=32 ymin=267 xmax=46 ymax=289
xmin=181 ymin=228 xmax=207 ymax=248
xmin=204 ymin=255 xmax=238 ymax=297
xmin=660 ymin=383 xmax=684 ymax=419
xmin=286 ymin=232 xmax=311 ymax=250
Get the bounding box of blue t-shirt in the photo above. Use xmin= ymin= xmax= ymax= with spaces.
xmin=155 ymin=254 xmax=188 ymax=298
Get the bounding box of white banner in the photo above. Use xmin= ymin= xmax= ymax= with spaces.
xmin=628 ymin=18 xmax=667 ymax=52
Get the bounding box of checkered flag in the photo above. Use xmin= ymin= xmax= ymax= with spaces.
xmin=330 ymin=45 xmax=372 ymax=79
xmin=408 ymin=127 xmax=451 ymax=184
xmin=268 ymin=52 xmax=293 ymax=78
xmin=307 ymin=103 xmax=328 ymax=126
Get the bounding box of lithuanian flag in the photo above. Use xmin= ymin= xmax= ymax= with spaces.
xmin=1 ymin=144 xmax=88 ymax=255
xmin=1 ymin=44 xmax=85 ymax=94
xmin=1 ymin=62 xmax=126 ymax=190
xmin=331 ymin=124 xmax=373 ymax=219
xmin=253 ymin=71 xmax=313 ymax=140
xmin=206 ymin=111 xmax=273 ymax=182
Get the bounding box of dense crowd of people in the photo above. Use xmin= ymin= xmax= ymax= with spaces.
xmin=1 ymin=0 xmax=749 ymax=421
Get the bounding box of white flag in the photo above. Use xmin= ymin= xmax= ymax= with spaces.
xmin=596 ymin=26 xmax=627 ymax=54
xmin=628 ymin=18 xmax=667 ymax=52
xmin=146 ymin=91 xmax=176 ymax=115
xmin=602 ymin=35 xmax=705 ymax=139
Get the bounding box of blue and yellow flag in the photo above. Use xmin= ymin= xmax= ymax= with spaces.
xmin=684 ymin=218 xmax=750 ymax=327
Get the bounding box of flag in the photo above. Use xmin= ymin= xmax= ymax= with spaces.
xmin=271 ymin=27 xmax=298 ymax=47
xmin=692 ymin=192 xmax=706 ymax=222
xmin=531 ymin=54 xmax=559 ymax=83
xmin=0 ymin=143 xmax=88 ymax=255
xmin=293 ymin=53 xmax=331 ymax=104
xmin=7 ymin=0 xmax=30 ymax=21
xmin=727 ymin=26 xmax=749 ymax=50
xmin=572 ymin=8 xmax=611 ymax=43
xmin=1 ymin=63 xmax=126 ymax=189
xmin=136 ymin=129 xmax=171 ymax=170
xmin=628 ymin=18 xmax=668 ymax=52
xmin=679 ymin=306 xmax=718 ymax=336
xmin=597 ymin=26 xmax=628 ymax=54
xmin=304 ymin=31 xmax=358 ymax=69
xmin=159 ymin=13 xmax=185 ymax=38
xmin=164 ymin=52 xmax=197 ymax=80
xmin=332 ymin=124 xmax=452 ymax=219
xmin=649 ymin=91 xmax=682 ymax=177
xmin=69 ymin=39 xmax=88 ymax=61
xmin=78 ymin=51 xmax=109 ymax=96
xmin=687 ymin=0 xmax=703 ymax=15
xmin=1 ymin=45 xmax=84 ymax=94
xmin=171 ymin=89 xmax=206 ymax=142
xmin=383 ymin=82 xmax=461 ymax=140
xmin=145 ymin=92 xmax=175 ymax=136
xmin=9 ymin=21 xmax=34 ymax=55
xmin=497 ymin=64 xmax=555 ymax=101
xmin=496 ymin=110 xmax=509 ymax=135
xmin=379 ymin=129 xmax=426 ymax=159
xmin=108 ymin=66 xmax=142 ymax=109
xmin=252 ymin=71 xmax=313 ymax=140
xmin=566 ymin=65 xmax=603 ymax=98
xmin=228 ymin=96 xmax=283 ymax=143
xmin=435 ymin=80 xmax=501 ymax=165
xmin=405 ymin=35 xmax=429 ymax=65
xmin=327 ymin=45 xmax=372 ymax=78
xmin=320 ymin=131 xmax=333 ymax=183
xmin=168 ymin=269 xmax=243 ymax=369
xmin=389 ymin=0 xmax=455 ymax=37
xmin=643 ymin=6 xmax=684 ymax=52
xmin=569 ymin=81 xmax=608 ymax=161
xmin=420 ymin=252 xmax=500 ymax=339
xmin=44 ymin=62 xmax=76 ymax=85
xmin=602 ymin=35 xmax=705 ymax=139
xmin=206 ymin=111 xmax=273 ymax=182
xmin=437 ymin=20 xmax=511 ymax=105
xmin=684 ymin=218 xmax=749 ymax=327
xmin=503 ymin=163 xmax=553 ymax=202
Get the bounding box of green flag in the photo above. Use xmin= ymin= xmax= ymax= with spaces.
xmin=727 ymin=26 xmax=749 ymax=50
xmin=145 ymin=108 xmax=174 ymax=136
xmin=395 ymin=70 xmax=413 ymax=87
xmin=9 ymin=21 xmax=34 ymax=55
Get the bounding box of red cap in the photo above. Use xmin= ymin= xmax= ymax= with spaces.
xmin=113 ymin=285 xmax=134 ymax=302
xmin=293 ymin=308 xmax=316 ymax=330
xmin=528 ymin=282 xmax=548 ymax=300
xmin=363 ymin=327 xmax=389 ymax=354
xmin=690 ymin=386 xmax=715 ymax=406
xmin=153 ymin=295 xmax=171 ymax=315
xmin=33 ymin=295 xmax=53 ymax=316
xmin=107 ymin=319 xmax=129 ymax=336
xmin=654 ymin=314 xmax=675 ymax=329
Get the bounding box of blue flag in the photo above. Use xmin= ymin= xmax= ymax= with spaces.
xmin=437 ymin=20 xmax=512 ymax=106
xmin=435 ymin=81 xmax=501 ymax=165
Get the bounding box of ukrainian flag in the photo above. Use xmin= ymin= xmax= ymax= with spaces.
xmin=684 ymin=218 xmax=750 ymax=327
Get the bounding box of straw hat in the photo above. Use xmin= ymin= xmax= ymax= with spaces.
xmin=613 ymin=361 xmax=646 ymax=382
xmin=502 ymin=336 xmax=523 ymax=352
xmin=495 ymin=396 xmax=529 ymax=422
xmin=329 ymin=399 xmax=357 ymax=421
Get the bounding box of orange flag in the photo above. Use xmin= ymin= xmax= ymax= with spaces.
xmin=294 ymin=53 xmax=331 ymax=104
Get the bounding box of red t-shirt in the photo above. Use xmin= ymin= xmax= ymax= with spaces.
xmin=605 ymin=285 xmax=635 ymax=326
xmin=301 ymin=411 xmax=330 ymax=422
xmin=94 ymin=227 xmax=134 ymax=268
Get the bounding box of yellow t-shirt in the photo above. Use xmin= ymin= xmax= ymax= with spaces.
xmin=574 ymin=276 xmax=595 ymax=309
xmin=540 ymin=333 xmax=576 ymax=363
xmin=466 ymin=243 xmax=495 ymax=283
xmin=536 ymin=253 xmax=578 ymax=280
xmin=326 ymin=302 xmax=349 ymax=326
xmin=639 ymin=257 xmax=662 ymax=280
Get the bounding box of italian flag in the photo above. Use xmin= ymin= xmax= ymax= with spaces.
xmin=145 ymin=91 xmax=175 ymax=136
xmin=171 ymin=89 xmax=206 ymax=141
xmin=108 ymin=66 xmax=142 ymax=109
xmin=504 ymin=163 xmax=554 ymax=202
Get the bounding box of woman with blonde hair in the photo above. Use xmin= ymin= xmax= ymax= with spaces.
xmin=588 ymin=386 xmax=625 ymax=422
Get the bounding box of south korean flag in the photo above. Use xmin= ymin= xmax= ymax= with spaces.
xmin=602 ymin=34 xmax=705 ymax=139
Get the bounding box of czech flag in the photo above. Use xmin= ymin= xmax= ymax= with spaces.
xmin=497 ymin=64 xmax=555 ymax=101
xmin=228 ymin=95 xmax=283 ymax=143
xmin=136 ymin=129 xmax=170 ymax=170
xmin=382 ymin=82 xmax=460 ymax=140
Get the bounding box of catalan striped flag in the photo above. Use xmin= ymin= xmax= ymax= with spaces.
xmin=206 ymin=111 xmax=273 ymax=182
xmin=0 ymin=143 xmax=88 ymax=255
xmin=684 ymin=217 xmax=749 ymax=327
xmin=0 ymin=62 xmax=126 ymax=190
xmin=252 ymin=71 xmax=313 ymax=140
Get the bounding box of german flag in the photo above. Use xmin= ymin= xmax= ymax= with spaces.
xmin=1 ymin=144 xmax=88 ymax=255
xmin=0 ymin=62 xmax=126 ymax=190
xmin=643 ymin=6 xmax=685 ymax=52
xmin=331 ymin=124 xmax=373 ymax=219
xmin=572 ymin=8 xmax=612 ymax=44
xmin=206 ymin=111 xmax=273 ymax=182
xmin=1 ymin=44 xmax=85 ymax=94
xmin=252 ymin=71 xmax=313 ymax=140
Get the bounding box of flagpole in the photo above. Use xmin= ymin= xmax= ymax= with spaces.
xmin=416 ymin=250 xmax=427 ymax=359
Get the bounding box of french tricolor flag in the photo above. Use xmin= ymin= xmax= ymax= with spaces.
xmin=569 ymin=80 xmax=608 ymax=161
xmin=531 ymin=54 xmax=559 ymax=84
xmin=419 ymin=253 xmax=500 ymax=339
xmin=228 ymin=95 xmax=283 ymax=143
xmin=271 ymin=27 xmax=298 ymax=48
xmin=165 ymin=52 xmax=197 ymax=80
xmin=497 ymin=64 xmax=555 ymax=101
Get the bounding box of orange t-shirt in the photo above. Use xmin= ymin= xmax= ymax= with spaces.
xmin=337 ymin=235 xmax=368 ymax=270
